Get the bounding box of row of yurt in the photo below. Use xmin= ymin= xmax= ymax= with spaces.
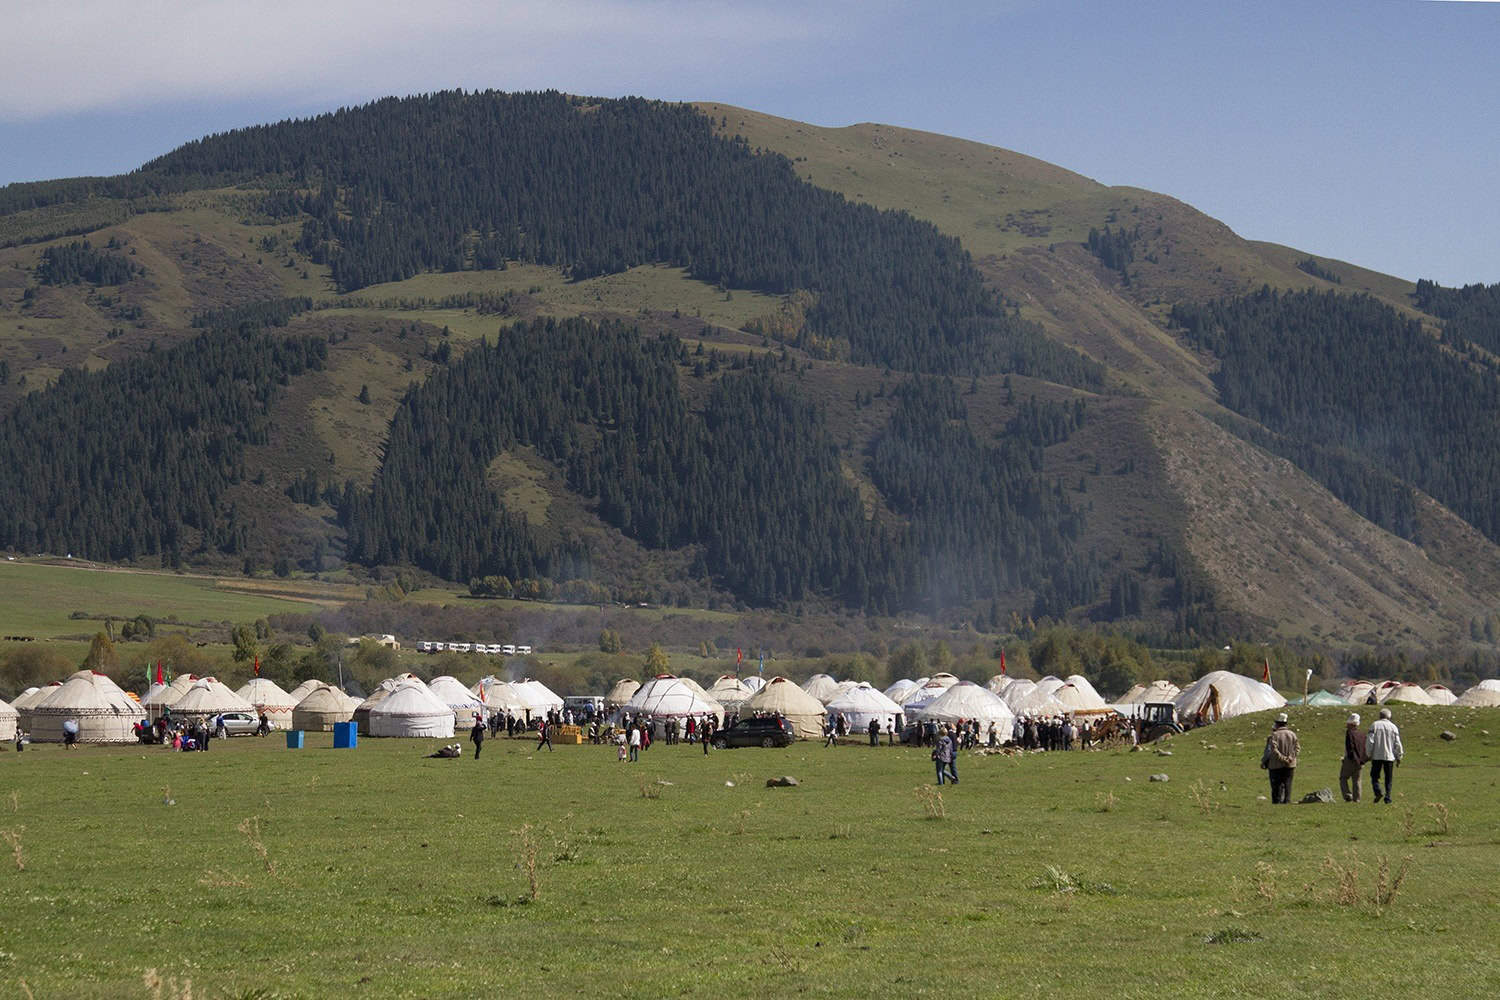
xmin=291 ymin=683 xmax=361 ymax=731
xmin=745 ymin=676 xmax=824 ymax=738
xmin=623 ymin=675 xmax=724 ymax=725
xmin=825 ymin=682 xmax=903 ymax=731
xmin=28 ymin=671 xmax=146 ymax=742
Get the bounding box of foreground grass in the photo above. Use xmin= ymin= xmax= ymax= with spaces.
xmin=2 ymin=707 xmax=1497 ymax=998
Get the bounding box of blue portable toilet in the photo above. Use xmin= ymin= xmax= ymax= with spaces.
xmin=332 ymin=721 xmax=358 ymax=749
xmin=285 ymin=729 xmax=305 ymax=749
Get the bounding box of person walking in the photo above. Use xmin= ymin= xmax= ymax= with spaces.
xmin=536 ymin=719 xmax=553 ymax=752
xmin=868 ymin=718 xmax=880 ymax=747
xmin=1339 ymin=713 xmax=1367 ymax=802
xmin=932 ymin=729 xmax=954 ymax=785
xmin=1261 ymin=713 xmax=1299 ymax=804
xmin=628 ymin=723 xmax=641 ymax=763
xmin=470 ymin=715 xmax=486 ymax=760
xmin=1367 ymin=708 xmax=1404 ymax=804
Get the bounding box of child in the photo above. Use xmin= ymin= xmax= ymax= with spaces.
xmin=617 ymin=731 xmax=628 ymax=762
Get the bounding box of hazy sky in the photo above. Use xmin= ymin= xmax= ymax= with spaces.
xmin=2 ymin=1 xmax=1495 ymax=284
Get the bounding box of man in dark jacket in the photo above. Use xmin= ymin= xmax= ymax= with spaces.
xmin=1339 ymin=713 xmax=1367 ymax=802
xmin=470 ymin=715 xmax=486 ymax=760
xmin=1261 ymin=713 xmax=1299 ymax=804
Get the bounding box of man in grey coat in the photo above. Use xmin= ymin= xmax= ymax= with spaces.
xmin=1366 ymin=708 xmax=1404 ymax=804
xmin=1262 ymin=713 xmax=1299 ymax=804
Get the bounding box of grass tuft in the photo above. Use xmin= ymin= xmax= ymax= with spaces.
xmin=915 ymin=784 xmax=946 ymax=819
xmin=2 ymin=826 xmax=23 ymax=871
xmin=1030 ymin=865 xmax=1118 ymax=896
xmin=1205 ymin=926 xmax=1261 ymax=944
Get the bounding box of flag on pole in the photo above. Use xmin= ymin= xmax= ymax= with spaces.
xmin=736 ymin=647 xmax=743 ymax=668
xmin=1262 ymin=657 xmax=1271 ymax=684
xmin=1000 ymin=649 xmax=1007 ymax=676
xmin=758 ymin=648 xmax=764 ymax=675
xmin=155 ymin=660 xmax=164 ymax=686
xmin=254 ymin=655 xmax=261 ymax=677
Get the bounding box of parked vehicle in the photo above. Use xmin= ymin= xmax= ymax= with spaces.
xmin=218 ymin=712 xmax=263 ymax=737
xmin=711 ymin=715 xmax=795 ymax=749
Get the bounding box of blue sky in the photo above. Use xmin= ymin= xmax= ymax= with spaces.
xmin=2 ymin=1 xmax=1495 ymax=284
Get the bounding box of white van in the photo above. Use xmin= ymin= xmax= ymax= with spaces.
xmin=516 ymin=645 xmax=533 ymax=655
xmin=502 ymin=644 xmax=517 ymax=656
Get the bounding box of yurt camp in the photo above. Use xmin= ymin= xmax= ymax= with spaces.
xmin=824 ymin=682 xmax=903 ymax=733
xmin=170 ymin=677 xmax=255 ymax=722
xmin=291 ymin=683 xmax=357 ymax=731
xmin=29 ymin=670 xmax=146 ymax=743
xmin=1174 ymin=671 xmax=1286 ymax=725
xmin=368 ymin=679 xmax=456 ymax=738
xmin=0 ymin=696 xmax=17 ymax=741
xmin=623 ymin=675 xmax=724 ymax=725
xmin=236 ymin=677 xmax=297 ymax=730
xmin=743 ymin=676 xmax=824 ymax=739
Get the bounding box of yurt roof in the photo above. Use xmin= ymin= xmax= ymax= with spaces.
xmin=142 ymin=681 xmax=169 ymax=703
xmin=913 ymin=682 xmax=1016 ymax=726
xmin=708 ymin=676 xmax=756 ymax=705
xmin=741 ymin=675 xmax=766 ymax=693
xmin=513 ymin=678 xmax=564 ymax=711
xmin=624 ymin=675 xmax=724 ymax=718
xmin=1118 ymin=680 xmax=1181 ymax=705
xmin=11 ymin=684 xmax=56 ymax=710
xmin=33 ymin=670 xmax=143 ymax=715
xmin=171 ymin=677 xmax=255 ymax=716
xmin=1454 ymin=686 xmax=1500 ymax=707
xmin=471 ymin=677 xmax=531 ymax=713
xmin=1065 ymin=675 xmax=1106 ymax=704
xmin=369 ymin=680 xmax=451 ymax=718
xmin=236 ymin=677 xmax=297 ymax=711
xmin=0 ymin=697 xmax=16 ymax=721
xmin=1424 ymin=684 xmax=1458 ymax=705
xmin=1294 ymin=690 xmax=1350 ymax=707
xmin=143 ymin=673 xmax=199 ymax=708
xmin=745 ymin=676 xmax=825 ymax=716
xmin=293 ymin=684 xmax=350 ymax=714
xmin=885 ymin=678 xmax=919 ymax=700
xmin=605 ymin=678 xmax=642 ymax=705
xmin=1174 ymin=670 xmax=1286 ymax=722
xmin=1006 ymin=687 xmax=1069 ymax=717
xmin=825 ymin=682 xmax=902 ymax=715
xmin=427 ymin=675 xmax=483 ymax=710
xmin=1033 ymin=676 xmax=1066 ymax=698
xmin=1473 ymin=678 xmax=1500 ymax=693
xmin=986 ymin=675 xmax=1009 ymax=694
xmin=927 ymin=672 xmax=960 ymax=690
xmin=1383 ymin=683 xmax=1436 ymax=705
xmin=1050 ymin=682 xmax=1106 ymax=712
xmin=289 ymin=678 xmax=326 ymax=702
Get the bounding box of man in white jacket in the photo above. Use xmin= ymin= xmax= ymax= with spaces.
xmin=1366 ymin=708 xmax=1404 ymax=804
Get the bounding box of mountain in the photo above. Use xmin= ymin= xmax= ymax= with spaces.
xmin=2 ymin=90 xmax=1498 ymax=649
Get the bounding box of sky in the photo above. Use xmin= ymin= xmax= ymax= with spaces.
xmin=1 ymin=0 xmax=1496 ymax=284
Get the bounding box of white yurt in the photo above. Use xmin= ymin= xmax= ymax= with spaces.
xmin=1007 ymin=686 xmax=1070 ymax=718
xmin=29 ymin=670 xmax=146 ymax=743
xmin=604 ymin=677 xmax=642 ymax=709
xmin=707 ymin=675 xmax=757 ymax=710
xmin=0 ymin=696 xmax=17 ymax=741
xmin=1033 ymin=675 xmax=1067 ymax=698
xmin=236 ymin=677 xmax=297 ymax=730
xmin=1454 ymin=686 xmax=1500 ymax=707
xmin=1065 ymin=675 xmax=1107 ymax=705
xmin=291 ymin=683 xmax=357 ymax=731
xmin=744 ymin=676 xmax=825 ymax=739
xmin=427 ymin=675 xmax=485 ymax=725
xmin=1174 ymin=670 xmax=1285 ymax=725
xmin=1382 ymin=682 xmax=1437 ymax=706
xmin=288 ymin=678 xmax=326 ymax=703
xmin=368 ymin=679 xmax=456 ymax=738
xmin=623 ymin=675 xmax=725 ymax=725
xmin=900 ymin=679 xmax=955 ymax=713
xmin=512 ymin=678 xmax=565 ymax=715
xmin=11 ymin=684 xmax=55 ymax=729
xmin=1338 ymin=680 xmax=1377 ymax=705
xmin=1050 ymin=682 xmax=1107 ymax=713
xmin=996 ymin=677 xmax=1035 ymax=705
xmin=1424 ymin=684 xmax=1458 ymax=706
xmin=471 ymin=677 xmax=532 ymax=716
xmin=913 ymin=682 xmax=1016 ymax=731
xmin=1117 ymin=680 xmax=1182 ymax=706
xmin=142 ymin=673 xmax=199 ymax=717
xmin=801 ymin=673 xmax=841 ymax=704
xmin=824 ymin=682 xmax=903 ymax=732
xmin=1476 ymin=679 xmax=1500 ymax=693
xmin=170 ymin=677 xmax=255 ymax=721
xmin=141 ymin=679 xmax=169 ymax=706
xmin=885 ymin=678 xmax=919 ymax=702
xmin=741 ymin=675 xmax=766 ymax=694
xmin=986 ymin=675 xmax=1010 ymax=695
xmin=354 ymin=677 xmax=404 ymax=734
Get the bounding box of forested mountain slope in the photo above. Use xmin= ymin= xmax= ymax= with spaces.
xmin=2 ymin=92 xmax=1499 ymax=646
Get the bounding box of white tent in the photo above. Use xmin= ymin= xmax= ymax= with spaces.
xmin=289 ymin=678 xmax=326 ymax=703
xmin=30 ymin=670 xmax=146 ymax=743
xmin=1117 ymin=680 xmax=1182 ymax=706
xmin=1338 ymin=680 xmax=1377 ymax=705
xmin=885 ymin=678 xmax=919 ymax=702
xmin=707 ymin=675 xmax=757 ymax=709
xmin=354 ymin=676 xmax=407 ymax=733
xmin=1454 ymin=686 xmax=1500 ymax=707
xmin=292 ymin=684 xmax=357 ymax=731
xmin=1174 ymin=670 xmax=1285 ymax=725
xmin=1065 ymin=675 xmax=1107 ymax=705
xmin=471 ymin=677 xmax=533 ymax=716
xmin=236 ymin=677 xmax=297 ymax=730
xmin=171 ymin=677 xmax=255 ymax=721
xmin=11 ymin=684 xmax=55 ymax=729
xmin=1424 ymin=684 xmax=1458 ymax=706
xmin=824 ymin=682 xmax=903 ymax=732
xmin=0 ymin=696 xmax=17 ymax=741
xmin=1382 ymin=682 xmax=1436 ymax=706
xmin=604 ymin=678 xmax=642 ymax=709
xmin=1476 ymin=679 xmax=1500 ymax=693
xmin=996 ymin=677 xmax=1035 ymax=704
xmin=623 ymin=675 xmax=724 ymax=724
xmin=427 ymin=675 xmax=485 ymax=725
xmin=900 ymin=679 xmax=956 ymax=712
xmin=741 ymin=675 xmax=766 ymax=693
xmin=985 ymin=675 xmax=1009 ymax=694
xmin=744 ymin=676 xmax=824 ymax=739
xmin=512 ymin=678 xmax=564 ymax=714
xmin=912 ymin=682 xmax=1016 ymax=730
xmin=1033 ymin=675 xmax=1067 ymax=698
xmin=801 ymin=673 xmax=841 ymax=704
xmin=369 ymin=679 xmax=456 ymax=738
xmin=1050 ymin=682 xmax=1107 ymax=712
xmin=142 ymin=673 xmax=199 ymax=716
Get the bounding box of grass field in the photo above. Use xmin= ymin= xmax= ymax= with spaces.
xmin=2 ymin=706 xmax=1496 ymax=998
xmin=0 ymin=562 xmax=329 ymax=639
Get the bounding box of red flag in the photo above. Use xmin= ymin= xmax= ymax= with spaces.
xmin=254 ymin=655 xmax=261 ymax=677
xmin=1000 ymin=649 xmax=1007 ymax=676
xmin=154 ymin=660 xmax=164 ymax=686
xmin=1262 ymin=657 xmax=1271 ymax=684
xmin=736 ymin=647 xmax=743 ymax=666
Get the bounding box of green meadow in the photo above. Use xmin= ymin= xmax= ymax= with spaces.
xmin=2 ymin=706 xmax=1497 ymax=999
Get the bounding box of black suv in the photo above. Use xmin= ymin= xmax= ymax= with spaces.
xmin=712 ymin=714 xmax=795 ymax=749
